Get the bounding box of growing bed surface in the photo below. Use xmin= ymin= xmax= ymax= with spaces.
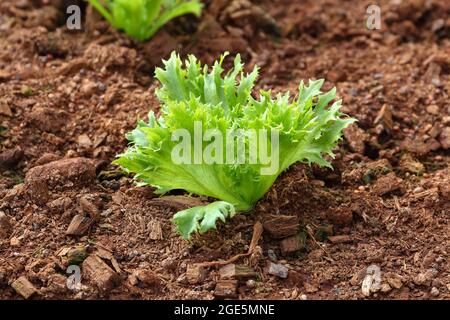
xmin=0 ymin=0 xmax=449 ymax=300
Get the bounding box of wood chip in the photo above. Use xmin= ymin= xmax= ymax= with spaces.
xmin=82 ymin=255 xmax=120 ymax=291
xmin=11 ymin=276 xmax=37 ymax=299
xmin=374 ymin=104 xmax=393 ymax=132
xmin=328 ymin=235 xmax=353 ymax=243
xmin=147 ymin=219 xmax=163 ymax=240
xmin=66 ymin=196 xmax=100 ymax=236
xmin=219 ymin=264 xmax=257 ymax=280
xmin=214 ymin=280 xmax=238 ymax=299
xmin=263 ymin=215 xmax=299 ymax=239
xmin=280 ymin=234 xmax=306 ymax=256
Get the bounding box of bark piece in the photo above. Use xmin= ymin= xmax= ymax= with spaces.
xmin=280 ymin=234 xmax=306 ymax=256
xmin=263 ymin=215 xmax=299 ymax=239
xmin=11 ymin=276 xmax=38 ymax=299
xmin=214 ymin=280 xmax=238 ymax=299
xmin=328 ymin=235 xmax=353 ymax=244
xmin=82 ymin=255 xmax=120 ymax=291
xmin=219 ymin=264 xmax=257 ymax=280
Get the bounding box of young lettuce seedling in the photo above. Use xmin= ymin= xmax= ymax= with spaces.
xmin=87 ymin=0 xmax=203 ymax=42
xmin=114 ymin=52 xmax=355 ymax=239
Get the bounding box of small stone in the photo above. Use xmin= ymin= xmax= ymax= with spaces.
xmin=413 ymin=268 xmax=437 ymax=286
xmin=381 ymin=283 xmax=392 ymax=293
xmin=267 ymin=249 xmax=277 ymax=262
xmin=426 ymin=105 xmax=439 ymax=115
xmin=134 ymin=269 xmax=162 ymax=289
xmin=267 ymin=262 xmax=289 ymax=279
xmin=246 ymin=279 xmax=256 ymax=288
xmin=386 ymin=273 xmax=403 ymax=289
xmin=10 ymin=237 xmax=21 ymax=247
xmin=300 ymin=294 xmax=307 ymax=300
xmin=77 ymin=134 xmax=92 ymax=147
xmin=186 ymin=264 xmax=207 ymax=284
xmin=11 ymin=276 xmax=38 ymax=299
xmin=304 ymin=282 xmax=319 ymax=293
xmin=66 ymin=246 xmax=89 ymax=265
xmin=361 ymin=265 xmax=381 ymax=297
xmin=430 ymin=287 xmax=439 ymax=297
xmin=0 ymin=101 xmax=12 ymax=116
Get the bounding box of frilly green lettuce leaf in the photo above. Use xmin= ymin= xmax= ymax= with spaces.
xmin=173 ymin=201 xmax=236 ymax=240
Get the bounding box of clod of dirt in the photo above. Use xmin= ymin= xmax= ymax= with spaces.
xmin=0 ymin=211 xmax=12 ymax=238
xmin=140 ymin=31 xmax=178 ymax=68
xmin=186 ymin=264 xmax=207 ymax=285
xmin=342 ymin=159 xmax=392 ymax=185
xmin=372 ymin=172 xmax=404 ymax=196
xmin=400 ymin=138 xmax=431 ymax=156
xmin=327 ymin=205 xmax=354 ymax=227
xmin=343 ymin=124 xmax=368 ymax=154
xmin=130 ymin=270 xmax=162 ymax=290
xmin=439 ymin=127 xmax=450 ymax=149
xmin=385 ymin=273 xmax=403 ymax=290
xmin=413 ymin=268 xmax=438 ymax=286
xmin=0 ymin=147 xmax=23 ymax=169
xmin=27 ymin=106 xmax=67 ymax=133
xmin=84 ymin=43 xmax=138 ymax=74
xmin=25 ymin=157 xmax=96 ymax=190
xmin=399 ymin=153 xmax=425 ymax=175
xmin=82 ymin=255 xmax=121 ymax=292
xmin=280 ymin=234 xmax=306 ymax=256
xmin=24 ymin=179 xmax=49 ymax=206
xmin=11 ymin=276 xmax=38 ymax=299
xmin=35 ymin=153 xmax=62 ymax=166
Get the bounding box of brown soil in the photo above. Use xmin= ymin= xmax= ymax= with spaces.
xmin=0 ymin=0 xmax=449 ymax=300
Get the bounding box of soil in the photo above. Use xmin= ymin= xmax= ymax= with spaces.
xmin=0 ymin=0 xmax=449 ymax=300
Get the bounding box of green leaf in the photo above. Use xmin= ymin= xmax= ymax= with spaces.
xmin=173 ymin=201 xmax=236 ymax=240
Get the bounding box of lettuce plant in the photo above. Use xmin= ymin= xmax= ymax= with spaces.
xmin=87 ymin=0 xmax=203 ymax=41
xmin=114 ymin=52 xmax=355 ymax=239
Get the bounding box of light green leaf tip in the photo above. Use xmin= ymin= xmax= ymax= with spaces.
xmin=173 ymin=201 xmax=236 ymax=240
